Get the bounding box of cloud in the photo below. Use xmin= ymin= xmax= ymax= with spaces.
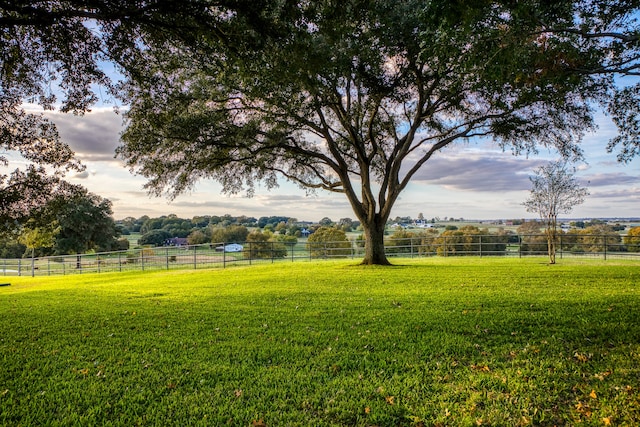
xmin=165 ymin=191 xmax=353 ymax=219
xmin=408 ymin=151 xmax=545 ymax=192
xmin=589 ymin=187 xmax=640 ymax=200
xmin=43 ymin=108 xmax=123 ymax=162
xmin=582 ymin=172 xmax=640 ymax=187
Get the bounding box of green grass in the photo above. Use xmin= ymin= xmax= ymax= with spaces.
xmin=1 ymin=258 xmax=639 ymax=426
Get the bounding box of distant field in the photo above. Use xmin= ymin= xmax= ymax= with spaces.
xmin=1 ymin=258 xmax=639 ymax=426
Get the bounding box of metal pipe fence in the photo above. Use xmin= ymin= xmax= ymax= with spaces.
xmin=1 ymin=233 xmax=638 ymax=277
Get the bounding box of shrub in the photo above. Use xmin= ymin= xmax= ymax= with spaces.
xmin=210 ymin=225 xmax=249 ymax=244
xmin=244 ymin=231 xmax=287 ymax=259
xmin=138 ymin=229 xmax=171 ymax=246
xmin=307 ymin=227 xmax=352 ymax=258
xmin=434 ymin=226 xmax=507 ymax=256
xmin=624 ymin=226 xmax=640 ymax=252
xmin=385 ymin=230 xmax=426 ymax=254
xmin=577 ymin=225 xmax=623 ymax=252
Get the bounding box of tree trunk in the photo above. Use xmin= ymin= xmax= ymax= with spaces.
xmin=546 ymin=226 xmax=557 ymax=264
xmin=361 ymin=217 xmax=391 ymax=265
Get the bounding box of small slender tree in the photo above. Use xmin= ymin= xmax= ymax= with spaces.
xmin=18 ymin=221 xmax=60 ymax=258
xmin=523 ymin=161 xmax=589 ymax=264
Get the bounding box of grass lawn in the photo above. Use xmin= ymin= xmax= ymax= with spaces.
xmin=1 ymin=258 xmax=639 ymax=426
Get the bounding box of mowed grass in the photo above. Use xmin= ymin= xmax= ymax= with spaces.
xmin=1 ymin=258 xmax=639 ymax=426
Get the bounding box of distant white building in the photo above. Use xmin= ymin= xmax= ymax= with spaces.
xmin=215 ymin=243 xmax=244 ymax=252
xmin=415 ymin=222 xmax=433 ymax=228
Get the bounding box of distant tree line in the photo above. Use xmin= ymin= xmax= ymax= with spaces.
xmin=517 ymin=222 xmax=627 ymax=254
xmin=4 ymin=206 xmax=640 ymax=260
xmin=381 ymin=222 xmax=640 ymax=256
xmin=124 ymin=214 xmax=364 ymax=249
xmin=383 ymin=226 xmax=511 ymax=256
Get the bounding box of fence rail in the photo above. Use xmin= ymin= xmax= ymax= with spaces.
xmin=1 ymin=233 xmax=639 ymax=277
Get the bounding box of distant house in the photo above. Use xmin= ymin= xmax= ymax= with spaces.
xmin=414 ymin=221 xmax=433 ymax=228
xmin=215 ymin=243 xmax=244 ymax=252
xmin=164 ymin=237 xmax=188 ymax=247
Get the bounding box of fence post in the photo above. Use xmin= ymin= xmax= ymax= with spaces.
xmin=479 ymin=236 xmax=483 ymax=258
xmin=444 ymin=236 xmax=447 ymax=257
xmin=31 ymin=257 xmax=35 ymax=277
xmin=604 ymin=235 xmax=607 ymax=261
xmin=193 ymin=245 xmax=197 ymax=269
xmin=118 ymin=252 xmax=122 ymax=272
xmin=166 ymin=248 xmax=169 ymax=270
xmin=519 ymin=236 xmax=522 ymax=258
xmin=141 ymin=248 xmax=145 ymax=271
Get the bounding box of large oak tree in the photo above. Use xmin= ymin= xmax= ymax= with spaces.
xmin=117 ymin=0 xmax=638 ymax=264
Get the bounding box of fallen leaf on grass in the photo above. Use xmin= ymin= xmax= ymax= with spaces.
xmin=589 ymin=389 xmax=598 ymax=399
xmin=574 ymin=352 xmax=590 ymax=363
xmin=385 ymin=395 xmax=395 ymax=405
xmin=252 ymin=419 xmax=266 ymax=427
xmin=471 ymin=364 xmax=491 ymax=372
xmin=1 ymin=389 xmax=8 ymax=397
xmin=594 ymin=370 xmax=612 ymax=381
xmin=575 ymin=401 xmax=592 ymax=417
xmin=234 ymin=389 xmax=243 ymax=398
xmin=364 ymin=407 xmax=371 ymax=414
xmin=602 ymin=416 xmax=613 ymax=425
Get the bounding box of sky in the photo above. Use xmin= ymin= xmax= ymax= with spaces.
xmin=22 ymin=103 xmax=635 ymax=223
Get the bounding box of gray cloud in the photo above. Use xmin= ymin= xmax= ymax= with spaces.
xmin=73 ymin=170 xmax=91 ymax=179
xmin=588 ymin=187 xmax=640 ymax=200
xmin=409 ymin=153 xmax=544 ymax=192
xmin=45 ymin=109 xmax=123 ymax=162
xmin=582 ymin=172 xmax=640 ymax=187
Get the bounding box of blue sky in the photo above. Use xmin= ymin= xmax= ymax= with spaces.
xmin=29 ymin=104 xmax=638 ymax=222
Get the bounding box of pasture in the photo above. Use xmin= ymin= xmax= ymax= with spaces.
xmin=1 ymin=258 xmax=639 ymax=426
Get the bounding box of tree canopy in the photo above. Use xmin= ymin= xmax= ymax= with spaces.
xmin=116 ymin=0 xmax=640 ymax=264
xmin=3 ymin=0 xmax=640 ymax=264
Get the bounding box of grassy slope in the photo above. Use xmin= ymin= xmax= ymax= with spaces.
xmin=1 ymin=258 xmax=639 ymax=426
